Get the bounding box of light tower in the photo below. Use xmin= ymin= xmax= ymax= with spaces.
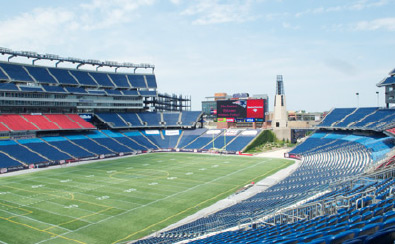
xmin=273 ymin=75 xmax=288 ymax=128
xmin=272 ymin=75 xmax=290 ymax=141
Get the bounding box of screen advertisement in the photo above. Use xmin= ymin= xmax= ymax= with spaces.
xmin=246 ymin=99 xmax=264 ymax=119
xmin=217 ymin=99 xmax=265 ymax=121
xmin=216 ymin=100 xmax=247 ymax=118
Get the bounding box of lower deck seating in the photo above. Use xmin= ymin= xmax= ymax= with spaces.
xmin=135 ymin=130 xmax=394 ymax=244
xmin=0 ymin=142 xmax=48 ymax=164
xmin=65 ymin=135 xmax=115 ymax=155
xmin=45 ymin=139 xmax=95 ymax=158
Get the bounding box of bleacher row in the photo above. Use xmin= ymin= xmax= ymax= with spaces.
xmin=288 ymin=131 xmax=394 ymax=162
xmin=0 ymin=61 xmax=157 ymax=89
xmin=96 ymin=111 xmax=202 ymax=128
xmin=0 ymin=114 xmax=96 ymax=132
xmin=135 ymin=130 xmax=395 ymax=244
xmin=319 ymin=107 xmax=395 ymax=131
xmin=188 ymin=173 xmax=395 ymax=244
xmin=0 ymin=129 xmax=259 ymax=169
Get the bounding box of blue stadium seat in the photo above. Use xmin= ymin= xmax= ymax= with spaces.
xmin=127 ymin=74 xmax=147 ymax=88
xmin=108 ymin=73 xmax=130 ymax=88
xmin=48 ymin=67 xmax=78 ymax=85
xmin=145 ymin=75 xmax=157 ymax=88
xmin=0 ymin=62 xmax=33 ymax=82
xmin=25 ymin=65 xmax=58 ymax=84
xmin=69 ymin=70 xmax=98 ymax=86
xmin=89 ymin=72 xmax=115 ymax=87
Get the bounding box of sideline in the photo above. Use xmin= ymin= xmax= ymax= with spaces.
xmin=0 ymin=154 xmax=142 ymax=178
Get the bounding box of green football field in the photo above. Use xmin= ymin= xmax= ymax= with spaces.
xmin=0 ymin=153 xmax=293 ymax=244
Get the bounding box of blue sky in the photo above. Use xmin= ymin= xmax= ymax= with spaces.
xmin=0 ymin=0 xmax=394 ymax=112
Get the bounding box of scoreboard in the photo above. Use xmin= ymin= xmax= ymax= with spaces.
xmin=217 ymin=99 xmax=266 ymax=122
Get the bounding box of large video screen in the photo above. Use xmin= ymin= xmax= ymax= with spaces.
xmin=217 ymin=99 xmax=265 ymax=120
xmin=246 ymin=99 xmax=264 ymax=118
xmin=216 ymin=100 xmax=247 ymax=118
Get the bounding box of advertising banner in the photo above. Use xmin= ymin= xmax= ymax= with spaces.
xmin=216 ymin=100 xmax=247 ymax=118
xmin=246 ymin=99 xmax=264 ymax=119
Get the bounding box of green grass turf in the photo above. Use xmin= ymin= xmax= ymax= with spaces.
xmin=0 ymin=153 xmax=293 ymax=244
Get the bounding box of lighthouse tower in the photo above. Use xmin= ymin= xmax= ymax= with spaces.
xmin=272 ymin=75 xmax=291 ymax=141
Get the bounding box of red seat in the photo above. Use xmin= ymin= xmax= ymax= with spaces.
xmin=22 ymin=115 xmax=60 ymax=130
xmin=0 ymin=115 xmax=38 ymax=131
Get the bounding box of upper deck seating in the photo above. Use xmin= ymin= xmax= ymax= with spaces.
xmin=69 ymin=70 xmax=98 ymax=86
xmin=0 ymin=68 xmax=9 ymax=80
xmin=127 ymin=75 xmax=146 ymax=88
xmin=0 ymin=62 xmax=33 ymax=82
xmin=0 ymin=83 xmax=19 ymax=91
xmin=89 ymin=72 xmax=114 ymax=87
xmin=319 ymin=108 xmax=356 ymax=127
xmin=108 ymin=73 xmax=130 ymax=88
xmin=162 ymin=113 xmax=179 ymax=126
xmin=47 ymin=68 xmax=78 ymax=85
xmin=96 ymin=113 xmax=128 ymax=128
xmin=181 ymin=111 xmax=202 ymax=126
xmin=145 ymin=75 xmax=157 ymax=88
xmin=138 ymin=112 xmax=162 ymax=127
xmin=24 ymin=66 xmax=57 ymax=84
xmin=119 ymin=113 xmax=142 ymax=126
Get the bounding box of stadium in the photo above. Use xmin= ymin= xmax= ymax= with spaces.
xmin=0 ymin=44 xmax=394 ymax=244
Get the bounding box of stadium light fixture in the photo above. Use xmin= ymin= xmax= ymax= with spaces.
xmin=356 ymin=92 xmax=359 ymax=108
xmin=0 ymin=47 xmax=155 ymax=73
xmin=376 ymin=91 xmax=379 ymax=107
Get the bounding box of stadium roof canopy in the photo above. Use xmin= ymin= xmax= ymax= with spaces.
xmin=0 ymin=47 xmax=155 ymax=73
xmin=377 ymin=67 xmax=395 ymax=87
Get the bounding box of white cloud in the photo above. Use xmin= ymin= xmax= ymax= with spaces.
xmin=0 ymin=8 xmax=74 ymax=49
xmin=295 ymin=0 xmax=390 ymax=18
xmin=282 ymin=22 xmax=300 ymax=30
xmin=169 ymin=0 xmax=182 ymax=4
xmin=79 ymin=0 xmax=156 ymax=30
xmin=354 ymin=17 xmax=395 ymax=31
xmin=181 ymin=0 xmax=257 ymax=25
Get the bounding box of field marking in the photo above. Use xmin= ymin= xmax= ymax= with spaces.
xmin=0 ymin=215 xmax=87 ymax=244
xmin=113 ymin=160 xmax=291 ymax=243
xmin=0 ymin=201 xmax=72 ymax=232
xmin=1 ymin=184 xmax=117 ymax=238
xmin=43 ymin=206 xmax=113 ymax=232
xmin=0 ymin=193 xmax=100 ymax=225
xmin=0 ymin=201 xmax=32 ymax=220
xmin=109 ymin=168 xmax=170 ymax=181
xmin=3 ymin=185 xmax=112 ymax=209
xmin=124 ymin=188 xmax=137 ymax=193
